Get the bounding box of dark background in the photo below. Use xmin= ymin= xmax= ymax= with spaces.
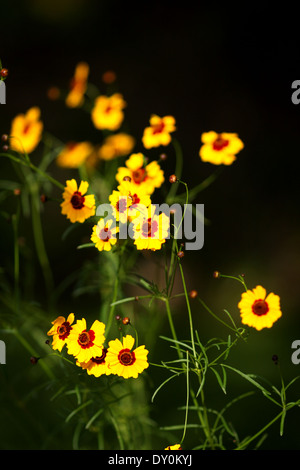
xmin=1 ymin=1 xmax=300 ymax=450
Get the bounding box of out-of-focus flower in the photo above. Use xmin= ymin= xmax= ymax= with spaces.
xmin=199 ymin=131 xmax=244 ymax=165
xmin=65 ymin=62 xmax=89 ymax=108
xmin=102 ymin=70 xmax=117 ymax=84
xmin=91 ymin=218 xmax=119 ymax=252
xmin=106 ymin=335 xmax=149 ymax=379
xmin=142 ymin=114 xmax=176 ymax=149
xmin=47 ymin=314 xmax=74 ymax=352
xmin=66 ymin=318 xmax=106 ymax=363
xmin=98 ymin=133 xmax=135 ymax=161
xmin=91 ymin=93 xmax=126 ymax=131
xmin=164 ymin=444 xmax=182 ymax=450
xmin=131 ymin=204 xmax=170 ymax=251
xmin=10 ymin=107 xmax=43 ymax=154
xmin=238 ymin=285 xmax=282 ymax=331
xmin=77 ymin=348 xmax=112 ymax=377
xmin=61 ymin=179 xmax=96 ymax=223
xmin=56 ymin=142 xmax=94 ymax=168
xmin=116 ymin=153 xmax=164 ymax=195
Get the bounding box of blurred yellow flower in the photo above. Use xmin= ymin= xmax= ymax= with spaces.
xmin=91 ymin=93 xmax=126 ymax=131
xmin=61 ymin=179 xmax=96 ymax=224
xmin=65 ymin=62 xmax=89 ymax=108
xmin=47 ymin=313 xmax=74 ymax=352
xmin=10 ymin=107 xmax=43 ymax=154
xmin=116 ymin=153 xmax=164 ymax=195
xmin=56 ymin=141 xmax=94 ymax=168
xmin=142 ymin=114 xmax=176 ymax=149
xmin=98 ymin=133 xmax=135 ymax=161
xmin=106 ymin=335 xmax=149 ymax=379
xmin=199 ymin=131 xmax=244 ymax=165
xmin=91 ymin=218 xmax=119 ymax=252
xmin=238 ymin=285 xmax=282 ymax=331
xmin=132 ymin=204 xmax=170 ymax=251
xmin=77 ymin=348 xmax=112 ymax=377
xmin=165 ymin=444 xmax=182 ymax=450
xmin=66 ymin=318 xmax=106 ymax=363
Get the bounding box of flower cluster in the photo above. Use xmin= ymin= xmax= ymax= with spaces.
xmin=47 ymin=314 xmax=149 ymax=379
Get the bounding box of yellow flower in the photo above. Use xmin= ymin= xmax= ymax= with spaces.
xmin=238 ymin=285 xmax=282 ymax=331
xmin=61 ymin=179 xmax=96 ymax=224
xmin=91 ymin=218 xmax=119 ymax=252
xmin=116 ymin=153 xmax=164 ymax=195
xmin=65 ymin=62 xmax=89 ymax=108
xmin=91 ymin=93 xmax=126 ymax=131
xmin=47 ymin=314 xmax=75 ymax=352
xmin=199 ymin=131 xmax=244 ymax=165
xmin=66 ymin=318 xmax=106 ymax=363
xmin=165 ymin=444 xmax=182 ymax=450
xmin=77 ymin=348 xmax=112 ymax=377
xmin=98 ymin=133 xmax=135 ymax=161
xmin=142 ymin=114 xmax=176 ymax=149
xmin=109 ymin=180 xmax=152 ymax=223
xmin=131 ymin=204 xmax=170 ymax=251
xmin=106 ymin=335 xmax=149 ymax=379
xmin=56 ymin=142 xmax=94 ymax=168
xmin=10 ymin=107 xmax=43 ymax=154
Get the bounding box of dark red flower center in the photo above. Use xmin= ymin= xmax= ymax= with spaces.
xmin=132 ymin=168 xmax=147 ymax=184
xmin=118 ymin=348 xmax=136 ymax=366
xmin=99 ymin=226 xmax=112 ymax=242
xmin=23 ymin=123 xmax=31 ymax=135
xmin=116 ymin=198 xmax=128 ymax=213
xmin=91 ymin=348 xmax=108 ymax=365
xmin=57 ymin=321 xmax=72 ymax=340
xmin=252 ymin=299 xmax=269 ymax=316
xmin=141 ymin=218 xmax=158 ymax=238
xmin=212 ymin=135 xmax=229 ymax=151
xmin=71 ymin=191 xmax=85 ymax=209
xmin=152 ymin=121 xmax=165 ymax=134
xmin=78 ymin=329 xmax=95 ymax=349
xmin=130 ymin=193 xmax=140 ymax=205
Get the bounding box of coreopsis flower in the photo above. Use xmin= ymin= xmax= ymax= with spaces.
xmin=77 ymin=348 xmax=112 ymax=377
xmin=199 ymin=131 xmax=244 ymax=165
xmin=91 ymin=218 xmax=119 ymax=252
xmin=165 ymin=444 xmax=182 ymax=450
xmin=131 ymin=204 xmax=170 ymax=251
xmin=47 ymin=313 xmax=75 ymax=352
xmin=98 ymin=133 xmax=135 ymax=161
xmin=10 ymin=107 xmax=43 ymax=154
xmin=142 ymin=114 xmax=176 ymax=149
xmin=238 ymin=285 xmax=282 ymax=331
xmin=91 ymin=93 xmax=126 ymax=131
xmin=65 ymin=62 xmax=89 ymax=108
xmin=61 ymin=179 xmax=96 ymax=223
xmin=106 ymin=335 xmax=149 ymax=379
xmin=56 ymin=142 xmax=94 ymax=168
xmin=116 ymin=153 xmax=164 ymax=195
xmin=109 ymin=180 xmax=152 ymax=223
xmin=66 ymin=318 xmax=106 ymax=363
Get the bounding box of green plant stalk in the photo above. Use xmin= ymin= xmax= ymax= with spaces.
xmin=30 ymin=180 xmax=55 ymax=305
xmin=0 ymin=152 xmax=65 ymax=190
xmin=12 ymin=204 xmax=20 ymax=307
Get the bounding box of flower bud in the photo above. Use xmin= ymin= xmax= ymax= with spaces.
xmin=213 ymin=271 xmax=220 ymax=279
xmin=189 ymin=290 xmax=198 ymax=299
xmin=177 ymin=250 xmax=184 ymax=259
xmin=169 ymin=174 xmax=177 ymax=184
xmin=122 ymin=317 xmax=130 ymax=325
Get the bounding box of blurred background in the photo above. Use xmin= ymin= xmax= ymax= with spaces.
xmin=0 ymin=1 xmax=300 ymax=450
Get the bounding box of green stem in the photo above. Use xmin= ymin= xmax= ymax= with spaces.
xmin=165 ymin=297 xmax=182 ymax=359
